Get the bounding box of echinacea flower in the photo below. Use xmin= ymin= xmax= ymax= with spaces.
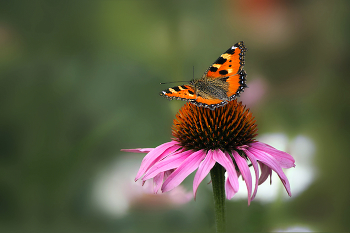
xmin=122 ymin=100 xmax=295 ymax=205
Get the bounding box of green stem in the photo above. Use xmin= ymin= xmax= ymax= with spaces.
xmin=210 ymin=163 xmax=226 ymax=233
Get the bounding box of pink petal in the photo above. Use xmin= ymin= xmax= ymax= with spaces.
xmin=249 ymin=147 xmax=292 ymax=196
xmin=153 ymin=172 xmax=164 ymax=193
xmin=140 ymin=141 xmax=178 ymax=165
xmin=164 ymin=170 xmax=174 ymax=179
xmin=213 ymin=150 xmax=239 ymax=198
xmin=241 ymin=149 xmax=260 ymax=200
xmin=258 ymin=161 xmax=272 ymax=185
xmin=250 ymin=142 xmax=295 ymax=168
xmin=142 ymin=150 xmax=193 ymax=180
xmin=162 ymin=150 xmax=206 ymax=193
xmin=232 ymin=151 xmax=252 ymax=205
xmin=237 ymin=171 xmax=241 ymax=179
xmin=193 ymin=150 xmax=216 ymax=199
xmin=225 ymin=175 xmax=236 ymax=199
xmin=121 ymin=148 xmax=153 ymax=153
xmin=135 ymin=141 xmax=181 ymax=181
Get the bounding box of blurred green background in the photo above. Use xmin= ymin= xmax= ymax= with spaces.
xmin=1 ymin=0 xmax=350 ymax=232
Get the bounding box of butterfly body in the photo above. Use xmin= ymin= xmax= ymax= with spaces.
xmin=191 ymin=76 xmax=229 ymax=101
xmin=160 ymin=41 xmax=247 ymax=110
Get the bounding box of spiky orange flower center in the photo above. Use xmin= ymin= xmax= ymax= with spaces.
xmin=172 ymin=100 xmax=258 ymax=151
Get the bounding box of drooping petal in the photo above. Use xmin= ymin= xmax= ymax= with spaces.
xmin=193 ymin=150 xmax=216 ymax=199
xmin=162 ymin=150 xmax=206 ymax=193
xmin=142 ymin=150 xmax=193 ymax=180
xmin=164 ymin=170 xmax=174 ymax=179
xmin=213 ymin=150 xmax=239 ymax=196
xmin=135 ymin=141 xmax=181 ymax=181
xmin=225 ymin=175 xmax=237 ymax=199
xmin=241 ymin=149 xmax=260 ymax=200
xmin=140 ymin=141 xmax=179 ymax=164
xmin=249 ymin=147 xmax=292 ymax=196
xmin=258 ymin=161 xmax=272 ymax=185
xmin=232 ymin=150 xmax=252 ymax=205
xmin=250 ymin=142 xmax=295 ymax=168
xmin=153 ymin=172 xmax=164 ymax=193
xmin=121 ymin=148 xmax=153 ymax=153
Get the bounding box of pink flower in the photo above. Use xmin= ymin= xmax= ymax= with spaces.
xmin=123 ymin=100 xmax=295 ymax=205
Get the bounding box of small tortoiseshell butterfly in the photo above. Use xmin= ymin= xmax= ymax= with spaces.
xmin=160 ymin=41 xmax=247 ymax=110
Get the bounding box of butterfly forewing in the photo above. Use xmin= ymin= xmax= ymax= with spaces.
xmin=160 ymin=85 xmax=197 ymax=101
xmin=205 ymin=42 xmax=245 ymax=79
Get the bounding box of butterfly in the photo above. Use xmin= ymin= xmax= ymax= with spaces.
xmin=160 ymin=41 xmax=247 ymax=110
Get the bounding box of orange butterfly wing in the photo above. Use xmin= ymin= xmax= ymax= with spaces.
xmin=160 ymin=42 xmax=247 ymax=110
xmin=160 ymin=85 xmax=197 ymax=101
xmin=160 ymin=85 xmax=224 ymax=106
xmin=205 ymin=41 xmax=247 ymax=99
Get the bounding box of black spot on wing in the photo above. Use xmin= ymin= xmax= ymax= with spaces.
xmin=219 ymin=70 xmax=228 ymax=75
xmin=173 ymin=86 xmax=181 ymax=92
xmin=214 ymin=57 xmax=227 ymax=65
xmin=188 ymin=90 xmax=194 ymax=95
xmin=209 ymin=66 xmax=218 ymax=72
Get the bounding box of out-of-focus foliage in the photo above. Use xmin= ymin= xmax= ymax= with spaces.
xmin=0 ymin=0 xmax=350 ymax=232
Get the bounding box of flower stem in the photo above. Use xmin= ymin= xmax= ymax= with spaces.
xmin=210 ymin=163 xmax=226 ymax=233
